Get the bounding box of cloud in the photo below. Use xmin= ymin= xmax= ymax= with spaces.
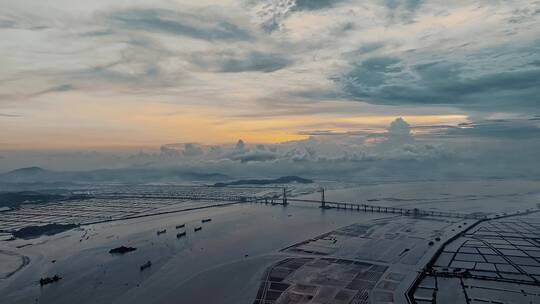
xmin=0 ymin=113 xmax=21 ymax=117
xmin=0 ymin=19 xmax=16 ymax=28
xmin=160 ymin=145 xmax=181 ymax=156
xmin=183 ymin=143 xmax=204 ymax=157
xmin=79 ymin=29 xmax=114 ymax=37
xmin=232 ymin=150 xmax=279 ymax=163
xmin=235 ymin=139 xmax=246 ymax=150
xmin=384 ymin=0 xmax=422 ymax=10
xmin=60 ymin=36 xmax=176 ymax=90
xmin=74 ymin=62 xmax=165 ymax=88
xmin=340 ymin=58 xmax=540 ymax=111
xmin=1 ymin=84 xmax=76 ymax=102
xmin=192 ymin=51 xmax=291 ymax=73
xmin=298 ymin=130 xmax=350 ymax=136
xmin=354 ymin=42 xmax=387 ymax=55
xmin=292 ymin=0 xmax=346 ymax=11
xmin=342 ymin=56 xmax=403 ymax=90
xmin=1 ymin=0 xmax=540 ymax=155
xmin=246 ymin=0 xmax=349 ymax=33
xmin=447 ymin=119 xmax=540 ymax=139
xmin=2 ymin=117 xmax=540 ymax=180
xmin=34 ymin=84 xmax=75 ymax=95
xmin=384 ymin=0 xmax=424 ymax=20
xmin=387 ymin=117 xmax=413 ymax=142
xmin=107 ymin=8 xmax=252 ymax=41
xmin=0 ymin=15 xmax=48 ymax=30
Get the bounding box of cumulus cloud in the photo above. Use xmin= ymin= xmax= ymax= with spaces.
xmin=385 ymin=117 xmax=414 ymax=145
xmin=2 ymin=117 xmax=540 ymax=181
xmin=235 ymin=139 xmax=247 ymax=151
xmin=182 ymin=143 xmax=204 ymax=157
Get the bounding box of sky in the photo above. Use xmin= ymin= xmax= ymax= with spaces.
xmin=0 ymin=0 xmax=539 ymax=177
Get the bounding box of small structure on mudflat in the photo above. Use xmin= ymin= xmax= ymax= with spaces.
xmin=40 ymin=275 xmax=62 ymax=286
xmin=109 ymin=246 xmax=137 ymax=254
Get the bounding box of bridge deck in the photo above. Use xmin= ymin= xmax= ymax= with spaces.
xmin=93 ymin=193 xmax=485 ymax=219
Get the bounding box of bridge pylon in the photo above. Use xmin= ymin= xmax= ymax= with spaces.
xmin=320 ymin=187 xmax=326 ymax=209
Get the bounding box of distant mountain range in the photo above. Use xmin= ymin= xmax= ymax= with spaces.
xmin=0 ymin=166 xmax=231 ymax=184
xmin=0 ymin=167 xmax=316 ymax=189
xmin=213 ymin=176 xmax=313 ymax=187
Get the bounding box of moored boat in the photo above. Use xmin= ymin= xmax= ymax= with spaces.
xmin=140 ymin=261 xmax=152 ymax=271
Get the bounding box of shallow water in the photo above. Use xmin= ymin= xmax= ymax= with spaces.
xmin=299 ymin=180 xmax=540 ymax=213
xmin=0 ymin=202 xmax=388 ymax=304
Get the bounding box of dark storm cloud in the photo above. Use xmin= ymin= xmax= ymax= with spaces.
xmin=345 ymin=56 xmax=403 ymax=88
xmin=107 ymin=9 xmax=252 ymax=41
xmin=192 ymin=51 xmax=292 ymax=73
xmin=447 ymin=119 xmax=540 ymax=140
xmin=340 ymin=57 xmax=540 ymax=111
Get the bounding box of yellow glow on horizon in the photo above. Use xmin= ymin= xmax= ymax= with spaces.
xmin=0 ymin=95 xmax=469 ymax=150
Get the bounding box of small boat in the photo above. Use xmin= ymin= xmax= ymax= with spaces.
xmin=201 ymin=218 xmax=212 ymax=223
xmin=194 ymin=226 xmax=202 ymax=232
xmin=176 ymin=231 xmax=186 ymax=238
xmin=175 ymin=224 xmax=185 ymax=229
xmin=40 ymin=275 xmax=62 ymax=286
xmin=109 ymin=246 xmax=137 ymax=254
xmin=140 ymin=261 xmax=152 ymax=271
xmin=156 ymin=229 xmax=166 ymax=235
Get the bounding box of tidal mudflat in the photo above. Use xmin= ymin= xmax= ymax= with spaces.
xmin=0 ymin=200 xmax=386 ymax=304
xmin=1 ymin=180 xmax=539 ymax=304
